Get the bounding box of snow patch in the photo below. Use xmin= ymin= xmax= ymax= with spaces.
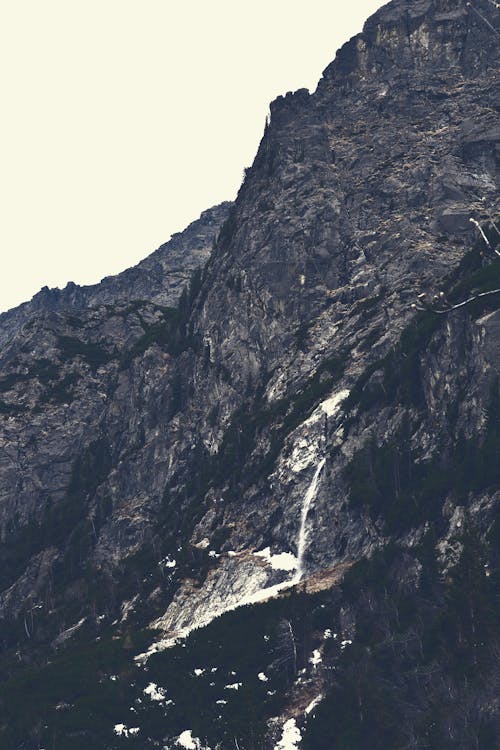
xmin=194 ymin=668 xmax=205 ymax=676
xmin=309 ymin=649 xmax=322 ymax=668
xmin=224 ymin=682 xmax=242 ymax=690
xmin=320 ymin=389 xmax=350 ymax=416
xmin=144 ymin=682 xmax=167 ymax=702
xmin=254 ymin=547 xmax=298 ymax=572
xmin=176 ymin=730 xmax=199 ymax=749
xmin=120 ymin=597 xmax=139 ymax=622
xmin=114 ymin=724 xmax=140 ymax=738
xmin=289 ymin=438 xmax=320 ymax=473
xmin=137 ymin=555 xmax=301 ymax=663
xmin=194 ymin=538 xmax=210 ymax=549
xmin=274 ymin=718 xmax=302 ymax=749
xmin=286 ymin=388 xmax=350 ymax=468
xmin=236 ymin=579 xmax=296 ymax=608
xmin=54 ymin=616 xmax=87 ymax=644
xmin=258 ymin=672 xmax=269 ymax=682
xmin=305 ymin=694 xmax=324 ymax=716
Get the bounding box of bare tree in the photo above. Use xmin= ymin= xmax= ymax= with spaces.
xmin=412 ymin=216 xmax=500 ymax=315
xmin=273 ymin=619 xmax=298 ymax=679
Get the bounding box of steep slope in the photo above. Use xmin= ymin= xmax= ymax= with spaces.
xmin=0 ymin=202 xmax=231 ymax=348
xmin=0 ymin=1 xmax=499 ymax=748
xmin=0 ymin=203 xmax=230 ymax=640
xmin=152 ymin=0 xmax=499 ymax=634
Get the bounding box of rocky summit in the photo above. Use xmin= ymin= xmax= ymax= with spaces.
xmin=0 ymin=1 xmax=499 ymax=748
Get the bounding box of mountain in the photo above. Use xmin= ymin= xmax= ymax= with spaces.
xmin=0 ymin=1 xmax=499 ymax=748
xmin=0 ymin=201 xmax=231 ymax=348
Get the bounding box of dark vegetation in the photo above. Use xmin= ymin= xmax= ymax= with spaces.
xmin=341 ymin=226 xmax=500 ymax=534
xmin=216 ymin=202 xmax=240 ymax=249
xmin=0 ymin=439 xmax=112 ymax=596
xmin=213 ymin=353 xmax=345 ymax=494
xmin=2 ymin=521 xmax=497 ymax=749
xmin=118 ymin=267 xmax=205 ymax=369
xmin=39 ymin=372 xmax=80 ymax=404
xmin=0 ymin=358 xmax=81 ymax=409
xmin=0 ymin=633 xmax=146 ymax=750
xmin=0 ymin=584 xmax=335 ymax=749
xmin=303 ymin=526 xmax=500 ymax=749
xmin=344 ymin=223 xmax=500 ymax=416
xmin=56 ymin=336 xmax=112 ymax=371
xmin=0 ymin=359 xmax=61 ymax=393
xmin=161 ymin=353 xmax=345 ymax=555
xmin=119 ymin=307 xmax=184 ymax=369
xmin=0 ymin=399 xmax=24 ymax=415
xmin=345 ymin=378 xmax=500 ymax=533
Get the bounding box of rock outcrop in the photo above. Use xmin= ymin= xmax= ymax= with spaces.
xmin=0 ymin=202 xmax=231 ymax=348
xmin=0 ymin=2 xmax=498 ymax=748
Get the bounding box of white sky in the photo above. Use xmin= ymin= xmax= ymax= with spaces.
xmin=0 ymin=1 xmax=383 ymax=313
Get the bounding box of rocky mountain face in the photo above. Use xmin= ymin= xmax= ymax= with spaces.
xmin=0 ymin=202 xmax=231 ymax=349
xmin=0 ymin=1 xmax=499 ymax=748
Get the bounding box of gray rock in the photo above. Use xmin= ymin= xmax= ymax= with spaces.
xmin=0 ymin=1 xmax=499 ymax=746
xmin=438 ymin=207 xmax=471 ymax=233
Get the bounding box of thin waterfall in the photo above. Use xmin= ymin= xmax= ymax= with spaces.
xmin=138 ymin=457 xmax=327 ymax=660
xmin=295 ymin=458 xmax=326 ymax=581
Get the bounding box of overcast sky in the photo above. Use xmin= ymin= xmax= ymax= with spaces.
xmin=0 ymin=1 xmax=383 ymax=313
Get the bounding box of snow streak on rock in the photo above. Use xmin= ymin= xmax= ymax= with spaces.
xmin=320 ymin=388 xmax=350 ymax=417
xmin=304 ymin=694 xmax=324 ymax=716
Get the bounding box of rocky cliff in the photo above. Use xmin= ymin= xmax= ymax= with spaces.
xmin=0 ymin=1 xmax=499 ymax=749
xmin=0 ymin=202 xmax=231 ymax=348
